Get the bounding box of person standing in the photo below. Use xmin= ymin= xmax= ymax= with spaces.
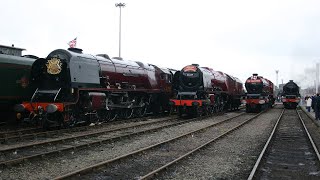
xmin=315 ymin=94 xmax=320 ymax=120
xmin=312 ymin=94 xmax=316 ymax=112
xmin=306 ymin=96 xmax=312 ymax=112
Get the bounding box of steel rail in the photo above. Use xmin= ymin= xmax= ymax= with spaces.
xmin=139 ymin=110 xmax=266 ymax=179
xmin=0 ymin=116 xmax=179 ymax=153
xmin=247 ymin=108 xmax=284 ymax=180
xmin=0 ymin=112 xmax=245 ymax=166
xmin=1 ymin=113 xmax=224 ymax=166
xmin=53 ymin=112 xmax=251 ymax=179
xmin=247 ymin=108 xmax=320 ymax=180
xmin=0 ymin=127 xmax=40 ymax=137
xmin=296 ymin=110 xmax=320 ymax=162
xmin=0 ymin=118 xmax=185 ymax=167
xmin=0 ymin=116 xmax=176 ymax=143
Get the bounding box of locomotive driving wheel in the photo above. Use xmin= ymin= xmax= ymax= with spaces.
xmin=134 ymin=106 xmax=147 ymax=118
xmin=118 ymin=108 xmax=134 ymax=119
xmin=169 ymin=106 xmax=176 ymax=115
xmin=45 ymin=111 xmax=64 ymax=129
xmin=106 ymin=110 xmax=117 ymax=121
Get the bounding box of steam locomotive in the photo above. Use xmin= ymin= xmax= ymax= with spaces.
xmin=281 ymin=80 xmax=300 ymax=109
xmin=15 ymin=48 xmax=175 ymax=127
xmin=242 ymin=74 xmax=275 ymax=112
xmin=0 ymin=54 xmax=37 ymax=121
xmin=170 ymin=64 xmax=243 ymax=117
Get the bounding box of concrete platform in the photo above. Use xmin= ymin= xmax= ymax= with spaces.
xmin=300 ymin=105 xmax=320 ymax=127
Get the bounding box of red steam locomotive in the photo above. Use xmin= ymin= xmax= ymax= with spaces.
xmin=170 ymin=64 xmax=243 ymax=117
xmin=15 ymin=48 xmax=175 ymax=127
xmin=242 ymin=74 xmax=275 ymax=112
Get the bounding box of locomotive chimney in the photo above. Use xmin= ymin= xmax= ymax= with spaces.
xmin=253 ymin=73 xmax=258 ymax=76
xmin=289 ymin=80 xmax=293 ymax=82
xmin=192 ymin=64 xmax=199 ymax=67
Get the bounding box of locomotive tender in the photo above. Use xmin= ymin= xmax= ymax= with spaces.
xmin=0 ymin=54 xmax=37 ymax=121
xmin=170 ymin=64 xmax=243 ymax=117
xmin=15 ymin=48 xmax=174 ymax=127
xmin=242 ymin=73 xmax=275 ymax=112
xmin=281 ymin=80 xmax=300 ymax=109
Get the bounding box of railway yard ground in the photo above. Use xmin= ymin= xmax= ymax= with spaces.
xmin=1 ymin=104 xmax=320 ymax=179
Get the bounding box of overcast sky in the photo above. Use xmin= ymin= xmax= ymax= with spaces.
xmin=1 ymin=0 xmax=320 ymax=88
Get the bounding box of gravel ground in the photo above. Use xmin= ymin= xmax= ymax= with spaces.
xmin=0 ymin=119 xmax=186 ymax=162
xmin=156 ymin=107 xmax=282 ymax=180
xmin=0 ymin=116 xmax=174 ymax=150
xmin=0 ymin=111 xmax=243 ymax=179
xmin=82 ymin=112 xmax=256 ymax=179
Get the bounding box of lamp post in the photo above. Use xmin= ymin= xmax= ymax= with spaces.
xmin=115 ymin=2 xmax=126 ymax=58
xmin=275 ymin=70 xmax=279 ymax=88
xmin=316 ymin=63 xmax=319 ymax=93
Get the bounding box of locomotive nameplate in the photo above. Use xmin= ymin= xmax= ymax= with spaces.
xmin=46 ymin=58 xmax=62 ymax=75
xmin=183 ymin=65 xmax=197 ymax=72
xmin=246 ymin=79 xmax=261 ymax=83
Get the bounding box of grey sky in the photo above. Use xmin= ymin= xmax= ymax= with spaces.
xmin=1 ymin=0 xmax=320 ymax=88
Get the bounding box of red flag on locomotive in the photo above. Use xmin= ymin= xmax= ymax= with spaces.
xmin=68 ymin=37 xmax=77 ymax=48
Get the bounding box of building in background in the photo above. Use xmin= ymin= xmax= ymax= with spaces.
xmin=0 ymin=44 xmax=25 ymax=56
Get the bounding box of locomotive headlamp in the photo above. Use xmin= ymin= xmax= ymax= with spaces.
xmin=38 ymin=106 xmax=43 ymax=114
xmin=46 ymin=104 xmax=58 ymax=113
xmin=258 ymin=100 xmax=265 ymax=104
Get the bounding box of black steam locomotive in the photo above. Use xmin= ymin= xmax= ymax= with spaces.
xmin=281 ymin=80 xmax=300 ymax=109
xmin=15 ymin=48 xmax=175 ymax=127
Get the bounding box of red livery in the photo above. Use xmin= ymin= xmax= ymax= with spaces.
xmin=15 ymin=48 xmax=175 ymax=127
xmin=170 ymin=64 xmax=243 ymax=117
xmin=242 ymin=74 xmax=275 ymax=112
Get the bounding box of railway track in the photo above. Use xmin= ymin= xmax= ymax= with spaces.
xmin=248 ymin=109 xmax=320 ymax=179
xmin=1 ymin=112 xmax=237 ymax=167
xmin=0 ymin=115 xmax=172 ymax=143
xmin=52 ymin=110 xmax=264 ymax=179
xmin=0 ymin=127 xmax=43 ymax=140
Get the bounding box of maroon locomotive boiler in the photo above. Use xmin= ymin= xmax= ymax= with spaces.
xmin=15 ymin=48 xmax=174 ymax=127
xmin=242 ymin=73 xmax=275 ymax=112
xmin=170 ymin=64 xmax=243 ymax=117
